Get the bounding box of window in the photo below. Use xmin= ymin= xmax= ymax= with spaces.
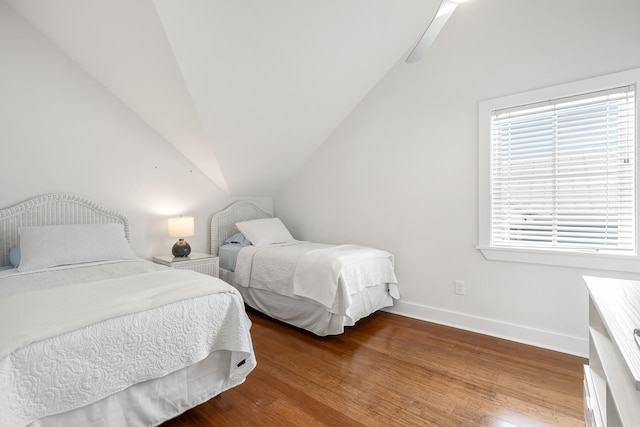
xmin=479 ymin=68 xmax=640 ymax=272
xmin=493 ymin=86 xmax=635 ymax=251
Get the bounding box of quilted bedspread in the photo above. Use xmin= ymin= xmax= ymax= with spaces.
xmin=0 ymin=263 xmax=255 ymax=427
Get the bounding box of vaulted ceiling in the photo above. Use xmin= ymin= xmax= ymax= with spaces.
xmin=6 ymin=0 xmax=445 ymax=195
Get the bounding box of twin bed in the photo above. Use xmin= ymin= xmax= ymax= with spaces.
xmin=0 ymin=194 xmax=398 ymax=426
xmin=210 ymin=200 xmax=399 ymax=336
xmin=0 ymin=194 xmax=255 ymax=427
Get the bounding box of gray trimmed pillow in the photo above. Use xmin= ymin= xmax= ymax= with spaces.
xmin=8 ymin=246 xmax=20 ymax=267
xmin=223 ymin=232 xmax=252 ymax=247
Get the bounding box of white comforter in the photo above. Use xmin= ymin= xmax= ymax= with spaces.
xmin=0 ymin=260 xmax=255 ymax=427
xmin=235 ymin=242 xmax=398 ymax=313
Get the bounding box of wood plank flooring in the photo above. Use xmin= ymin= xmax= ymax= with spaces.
xmin=163 ymin=309 xmax=587 ymax=426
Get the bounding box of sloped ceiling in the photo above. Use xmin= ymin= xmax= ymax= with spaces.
xmin=6 ymin=0 xmax=441 ymax=196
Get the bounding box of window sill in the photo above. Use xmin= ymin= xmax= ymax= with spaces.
xmin=477 ymin=246 xmax=640 ymax=273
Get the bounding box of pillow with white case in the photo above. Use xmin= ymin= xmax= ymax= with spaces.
xmin=18 ymin=223 xmax=137 ymax=272
xmin=235 ymin=217 xmax=295 ymax=247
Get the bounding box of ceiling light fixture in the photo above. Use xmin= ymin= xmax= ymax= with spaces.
xmin=406 ymin=0 xmax=470 ymax=64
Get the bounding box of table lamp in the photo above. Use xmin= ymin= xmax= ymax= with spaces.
xmin=168 ymin=216 xmax=194 ymax=257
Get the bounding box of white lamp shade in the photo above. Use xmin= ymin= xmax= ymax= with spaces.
xmin=168 ymin=216 xmax=195 ymax=238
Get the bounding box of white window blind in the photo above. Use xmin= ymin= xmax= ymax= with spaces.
xmin=490 ymin=85 xmax=636 ymax=253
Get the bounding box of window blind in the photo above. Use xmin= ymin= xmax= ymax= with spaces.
xmin=490 ymin=85 xmax=636 ymax=253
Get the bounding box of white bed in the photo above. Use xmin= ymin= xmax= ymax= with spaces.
xmin=0 ymin=194 xmax=256 ymax=427
xmin=210 ymin=201 xmax=399 ymax=336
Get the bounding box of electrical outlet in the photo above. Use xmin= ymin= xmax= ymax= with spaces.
xmin=454 ymin=280 xmax=466 ymax=295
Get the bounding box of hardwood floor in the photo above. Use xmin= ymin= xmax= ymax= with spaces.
xmin=163 ymin=309 xmax=587 ymax=426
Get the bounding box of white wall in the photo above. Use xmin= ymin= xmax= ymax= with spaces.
xmin=275 ymin=0 xmax=640 ymax=356
xmin=0 ymin=1 xmax=271 ymax=258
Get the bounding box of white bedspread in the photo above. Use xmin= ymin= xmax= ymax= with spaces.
xmin=0 ymin=262 xmax=255 ymax=427
xmin=293 ymin=244 xmax=397 ymax=311
xmin=235 ymin=241 xmax=327 ymax=294
xmin=235 ymin=241 xmax=398 ymax=313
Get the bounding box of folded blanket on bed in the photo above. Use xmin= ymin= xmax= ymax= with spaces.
xmin=293 ymin=244 xmax=397 ymax=311
xmin=0 ymin=269 xmax=236 ymax=358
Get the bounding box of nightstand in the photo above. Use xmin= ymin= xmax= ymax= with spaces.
xmin=152 ymin=252 xmax=219 ymax=278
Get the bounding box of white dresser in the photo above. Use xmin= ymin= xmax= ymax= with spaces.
xmin=584 ymin=276 xmax=640 ymax=426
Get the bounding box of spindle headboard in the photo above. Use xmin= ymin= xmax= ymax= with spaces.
xmin=210 ymin=200 xmax=271 ymax=256
xmin=0 ymin=193 xmax=130 ymax=266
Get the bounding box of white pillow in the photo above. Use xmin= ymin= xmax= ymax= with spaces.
xmin=18 ymin=223 xmax=137 ymax=272
xmin=235 ymin=217 xmax=295 ymax=247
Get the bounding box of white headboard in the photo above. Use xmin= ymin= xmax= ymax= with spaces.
xmin=0 ymin=193 xmax=130 ymax=266
xmin=210 ymin=201 xmax=271 ymax=256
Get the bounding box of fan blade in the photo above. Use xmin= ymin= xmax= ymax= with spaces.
xmin=406 ymin=0 xmax=458 ymax=64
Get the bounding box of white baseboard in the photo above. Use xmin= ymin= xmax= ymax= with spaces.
xmin=384 ymin=300 xmax=588 ymax=358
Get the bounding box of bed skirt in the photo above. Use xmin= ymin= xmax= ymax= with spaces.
xmin=221 ymin=268 xmax=393 ymax=336
xmin=29 ymin=349 xmax=252 ymax=427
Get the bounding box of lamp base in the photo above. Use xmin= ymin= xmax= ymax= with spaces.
xmin=172 ymin=238 xmax=191 ymax=257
